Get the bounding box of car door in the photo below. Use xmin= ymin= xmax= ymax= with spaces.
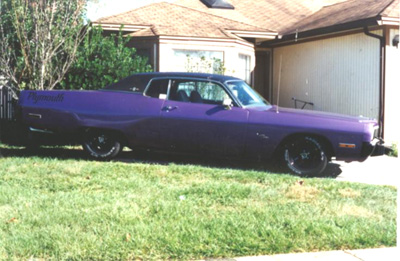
xmin=159 ymin=78 xmax=249 ymax=158
xmin=128 ymin=78 xmax=169 ymax=149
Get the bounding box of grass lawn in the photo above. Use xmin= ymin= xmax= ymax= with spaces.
xmin=0 ymin=145 xmax=397 ymax=260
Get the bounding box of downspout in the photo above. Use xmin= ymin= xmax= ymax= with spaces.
xmin=363 ymin=26 xmax=385 ymax=139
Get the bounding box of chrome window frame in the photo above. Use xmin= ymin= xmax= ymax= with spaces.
xmin=144 ymin=76 xmax=241 ymax=107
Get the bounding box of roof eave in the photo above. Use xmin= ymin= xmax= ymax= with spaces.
xmin=262 ymin=17 xmax=381 ymax=47
xmin=158 ymin=35 xmax=255 ymax=47
xmin=378 ymin=16 xmax=400 ymax=26
xmin=91 ymin=22 xmax=152 ymax=32
xmin=226 ymin=29 xmax=278 ymax=40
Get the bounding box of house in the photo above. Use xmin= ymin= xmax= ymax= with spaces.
xmin=93 ymin=0 xmax=400 ymax=143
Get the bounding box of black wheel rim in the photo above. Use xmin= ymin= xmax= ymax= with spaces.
xmin=286 ymin=139 xmax=324 ymax=171
xmin=87 ymin=133 xmax=115 ymax=155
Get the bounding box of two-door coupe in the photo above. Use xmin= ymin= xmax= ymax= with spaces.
xmin=18 ymin=72 xmax=388 ymax=175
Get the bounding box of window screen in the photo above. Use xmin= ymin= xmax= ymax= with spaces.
xmin=173 ymin=50 xmax=223 ymax=73
xmin=238 ymin=54 xmax=251 ymax=84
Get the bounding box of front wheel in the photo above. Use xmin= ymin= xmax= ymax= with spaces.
xmin=82 ymin=130 xmax=122 ymax=160
xmin=283 ymin=136 xmax=328 ymax=176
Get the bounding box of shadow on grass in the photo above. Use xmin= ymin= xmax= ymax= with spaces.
xmin=0 ymin=145 xmax=342 ymax=178
xmin=0 ymin=145 xmax=87 ymax=160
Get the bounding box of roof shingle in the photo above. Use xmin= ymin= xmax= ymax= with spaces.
xmin=96 ymin=2 xmax=275 ymax=39
xmin=174 ymin=0 xmax=322 ymax=31
xmin=282 ymin=0 xmax=399 ymax=34
xmin=95 ymin=0 xmax=400 ymax=38
xmin=382 ymin=0 xmax=400 ymax=17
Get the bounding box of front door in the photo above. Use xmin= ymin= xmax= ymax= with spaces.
xmin=160 ymin=79 xmax=249 ymax=158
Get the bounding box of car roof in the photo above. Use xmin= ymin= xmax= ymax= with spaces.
xmin=131 ymin=72 xmax=240 ymax=82
xmin=104 ymin=72 xmax=242 ymax=92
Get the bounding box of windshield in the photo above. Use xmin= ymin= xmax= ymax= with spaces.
xmin=225 ymin=80 xmax=271 ymax=108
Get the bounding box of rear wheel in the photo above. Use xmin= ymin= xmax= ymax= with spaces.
xmin=82 ymin=130 xmax=122 ymax=160
xmin=283 ymin=136 xmax=328 ymax=176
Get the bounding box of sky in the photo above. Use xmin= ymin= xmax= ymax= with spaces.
xmin=86 ymin=0 xmax=175 ymax=21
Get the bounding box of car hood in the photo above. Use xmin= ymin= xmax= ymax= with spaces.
xmin=266 ymin=106 xmax=376 ymax=124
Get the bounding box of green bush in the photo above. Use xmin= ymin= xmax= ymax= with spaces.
xmin=389 ymin=143 xmax=398 ymax=157
xmin=60 ymin=26 xmax=152 ymax=90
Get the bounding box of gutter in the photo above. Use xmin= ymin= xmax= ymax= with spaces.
xmin=226 ymin=30 xmax=278 ymax=40
xmin=262 ymin=17 xmax=378 ymax=47
xmin=363 ymin=26 xmax=385 ymax=139
xmin=91 ymin=23 xmax=152 ymax=32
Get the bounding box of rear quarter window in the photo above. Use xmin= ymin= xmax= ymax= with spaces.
xmin=104 ymin=75 xmax=152 ymax=93
xmin=144 ymin=79 xmax=169 ymax=99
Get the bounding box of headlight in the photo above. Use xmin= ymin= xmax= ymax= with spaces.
xmin=373 ymin=126 xmax=379 ymax=139
xmin=368 ymin=124 xmax=379 ymax=141
xmin=364 ymin=122 xmax=379 ymax=141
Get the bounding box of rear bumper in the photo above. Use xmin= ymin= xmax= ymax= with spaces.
xmin=361 ymin=140 xmax=392 ymax=158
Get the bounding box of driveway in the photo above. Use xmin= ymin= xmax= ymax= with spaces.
xmin=331 ymin=155 xmax=399 ymax=187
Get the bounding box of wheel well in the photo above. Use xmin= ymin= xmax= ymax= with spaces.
xmin=274 ymin=133 xmax=335 ymax=160
xmin=80 ymin=127 xmax=128 ymax=146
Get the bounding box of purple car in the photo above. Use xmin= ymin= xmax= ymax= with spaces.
xmin=18 ymin=72 xmax=388 ymax=176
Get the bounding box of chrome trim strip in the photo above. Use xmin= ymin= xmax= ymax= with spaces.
xmin=29 ymin=127 xmax=54 ymax=134
xmin=28 ymin=113 xmax=42 ymax=119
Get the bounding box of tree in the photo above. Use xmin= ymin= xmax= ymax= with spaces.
xmin=0 ymin=0 xmax=87 ymax=91
xmin=60 ymin=26 xmax=152 ymax=90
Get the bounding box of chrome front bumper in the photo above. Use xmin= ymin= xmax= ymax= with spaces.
xmin=361 ymin=139 xmax=392 ymax=158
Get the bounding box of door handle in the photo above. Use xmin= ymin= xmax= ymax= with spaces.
xmin=162 ymin=106 xmax=178 ymax=111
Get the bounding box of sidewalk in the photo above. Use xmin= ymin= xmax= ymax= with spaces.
xmin=232 ymin=248 xmax=399 ymax=261
xmin=334 ymin=155 xmax=399 ymax=186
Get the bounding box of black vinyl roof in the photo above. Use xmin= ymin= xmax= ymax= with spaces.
xmin=103 ymin=72 xmax=241 ymax=93
xmin=200 ymin=0 xmax=234 ymax=9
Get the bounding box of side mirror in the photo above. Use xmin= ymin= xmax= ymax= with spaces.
xmin=222 ymin=98 xmax=233 ymax=110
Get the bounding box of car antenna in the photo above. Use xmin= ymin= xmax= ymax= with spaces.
xmin=276 ymin=54 xmax=283 ymax=113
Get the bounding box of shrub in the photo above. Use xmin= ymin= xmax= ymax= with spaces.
xmin=389 ymin=143 xmax=398 ymax=157
xmin=60 ymin=26 xmax=152 ymax=90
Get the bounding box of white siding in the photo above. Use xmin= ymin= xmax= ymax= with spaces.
xmin=384 ymin=29 xmax=400 ymax=143
xmin=272 ymin=31 xmax=381 ymax=119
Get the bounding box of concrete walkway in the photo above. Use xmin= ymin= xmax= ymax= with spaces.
xmin=333 ymin=155 xmax=399 ymax=186
xmin=233 ymin=248 xmax=399 ymax=261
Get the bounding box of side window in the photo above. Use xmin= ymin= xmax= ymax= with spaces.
xmin=197 ymin=82 xmax=227 ymax=104
xmin=104 ymin=75 xmax=151 ymax=92
xmin=169 ymin=80 xmax=230 ymax=105
xmin=145 ymin=79 xmax=169 ymax=99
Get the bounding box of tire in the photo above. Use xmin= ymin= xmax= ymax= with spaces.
xmin=82 ymin=130 xmax=122 ymax=160
xmin=24 ymin=129 xmax=41 ymax=150
xmin=283 ymin=136 xmax=328 ymax=176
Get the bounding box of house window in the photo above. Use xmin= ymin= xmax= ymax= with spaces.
xmin=173 ymin=50 xmax=224 ymax=74
xmin=238 ymin=54 xmax=251 ymax=84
